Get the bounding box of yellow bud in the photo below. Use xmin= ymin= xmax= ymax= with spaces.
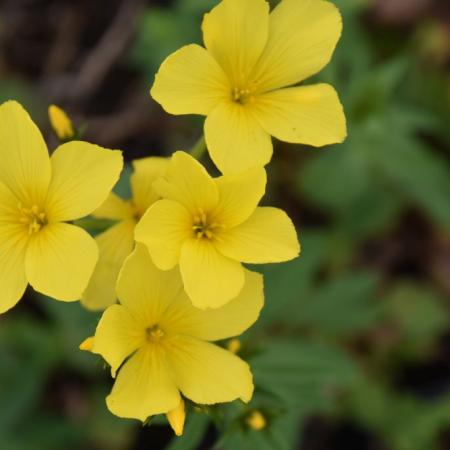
xmin=79 ymin=336 xmax=95 ymax=352
xmin=246 ymin=410 xmax=266 ymax=431
xmin=48 ymin=104 xmax=75 ymax=140
xmin=227 ymin=338 xmax=241 ymax=354
xmin=166 ymin=398 xmax=186 ymax=436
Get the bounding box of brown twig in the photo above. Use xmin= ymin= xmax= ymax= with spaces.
xmin=68 ymin=0 xmax=145 ymax=104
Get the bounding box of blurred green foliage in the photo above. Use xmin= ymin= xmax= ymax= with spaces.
xmin=1 ymin=0 xmax=449 ymax=449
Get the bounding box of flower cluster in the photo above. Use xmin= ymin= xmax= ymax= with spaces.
xmin=0 ymin=0 xmax=345 ymax=437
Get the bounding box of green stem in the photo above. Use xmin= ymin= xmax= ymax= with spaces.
xmin=190 ymin=135 xmax=207 ymax=160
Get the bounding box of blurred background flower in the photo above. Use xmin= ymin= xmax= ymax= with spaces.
xmin=0 ymin=0 xmax=449 ymax=449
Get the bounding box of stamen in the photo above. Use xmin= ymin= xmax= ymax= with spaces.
xmin=232 ymin=87 xmax=254 ymax=105
xmin=192 ymin=210 xmax=224 ymax=240
xmin=146 ymin=324 xmax=165 ymax=341
xmin=18 ymin=204 xmax=47 ymax=234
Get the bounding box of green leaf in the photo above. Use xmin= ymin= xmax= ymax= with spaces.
xmin=113 ymin=163 xmax=132 ymax=199
xmin=299 ymin=271 xmax=381 ymax=336
xmin=384 ymin=282 xmax=448 ymax=352
xmin=0 ymin=318 xmax=57 ymax=431
xmin=346 ymin=377 xmax=450 ymax=450
xmin=252 ymin=231 xmax=329 ymax=328
xmin=39 ymin=296 xmax=101 ymax=374
xmin=372 ymin=135 xmax=450 ymax=228
xmin=218 ymin=409 xmax=302 ymax=450
xmin=130 ymin=4 xmax=209 ymax=79
xmin=165 ymin=411 xmax=210 ymax=450
xmin=250 ymin=339 xmax=357 ymax=412
xmin=299 ymin=141 xmax=372 ymax=214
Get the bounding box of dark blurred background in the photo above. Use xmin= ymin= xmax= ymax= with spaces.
xmin=1 ymin=0 xmax=450 ymax=449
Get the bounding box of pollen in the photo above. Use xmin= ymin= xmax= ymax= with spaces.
xmin=146 ymin=324 xmax=165 ymax=342
xmin=192 ymin=209 xmax=223 ymax=240
xmin=18 ymin=203 xmax=47 ymax=234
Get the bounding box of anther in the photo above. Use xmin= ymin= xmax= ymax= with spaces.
xmin=18 ymin=204 xmax=47 ymax=234
xmin=146 ymin=324 xmax=165 ymax=341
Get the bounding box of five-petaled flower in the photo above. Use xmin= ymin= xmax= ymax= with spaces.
xmin=82 ymin=245 xmax=262 ymax=421
xmin=151 ymin=0 xmax=347 ymax=174
xmin=82 ymin=157 xmax=169 ymax=311
xmin=135 ymin=151 xmax=299 ymax=309
xmin=0 ymin=101 xmax=123 ymax=313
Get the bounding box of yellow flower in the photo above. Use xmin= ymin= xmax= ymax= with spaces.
xmin=246 ymin=410 xmax=267 ymax=431
xmin=48 ymin=104 xmax=75 ymax=140
xmin=84 ymin=245 xmax=263 ymax=422
xmin=81 ymin=157 xmax=169 ymax=311
xmin=81 ymin=334 xmax=187 ymax=435
xmin=135 ymin=151 xmax=299 ymax=309
xmin=151 ymin=0 xmax=346 ymax=174
xmin=0 ymin=101 xmax=123 ymax=313
xmin=227 ymin=338 xmax=241 ymax=354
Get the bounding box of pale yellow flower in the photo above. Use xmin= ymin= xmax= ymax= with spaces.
xmin=83 ymin=245 xmax=263 ymax=422
xmin=135 ymin=151 xmax=299 ymax=309
xmin=0 ymin=101 xmax=123 ymax=313
xmin=81 ymin=157 xmax=169 ymax=310
xmin=151 ymin=0 xmax=346 ymax=174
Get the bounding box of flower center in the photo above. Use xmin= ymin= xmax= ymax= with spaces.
xmin=192 ymin=209 xmax=222 ymax=240
xmin=18 ymin=204 xmax=47 ymax=234
xmin=146 ymin=324 xmax=165 ymax=342
xmin=232 ymin=87 xmax=254 ymax=105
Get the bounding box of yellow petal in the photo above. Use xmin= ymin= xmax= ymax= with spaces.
xmin=45 ymin=141 xmax=123 ymax=222
xmin=92 ymin=304 xmax=145 ymax=377
xmin=179 ymin=238 xmax=245 ymax=309
xmin=0 ymin=101 xmax=51 ymax=205
xmin=166 ymin=336 xmax=253 ymax=404
xmin=166 ymin=398 xmax=186 ymax=436
xmin=81 ymin=220 xmax=135 ymax=311
xmin=79 ymin=336 xmax=95 ymax=352
xmin=0 ymin=224 xmax=28 ymax=314
xmin=216 ymin=207 xmax=300 ymax=264
xmin=48 ymin=105 xmax=75 ymax=140
xmin=212 ymin=167 xmax=266 ymax=227
xmin=151 ymin=44 xmax=229 ymax=116
xmin=135 ymin=200 xmax=191 ymax=270
xmin=92 ymin=193 xmax=134 ymax=221
xmin=153 ymin=151 xmax=218 ymax=214
xmin=164 ymin=269 xmax=263 ymax=341
xmin=202 ymin=0 xmax=269 ymax=87
xmin=252 ymin=0 xmax=342 ymax=91
xmin=205 ymin=102 xmax=272 ymax=174
xmin=131 ymin=156 xmax=169 ymax=215
xmin=253 ymin=85 xmax=346 ymax=147
xmin=107 ymin=346 xmax=180 ymax=421
xmin=0 ymin=181 xmax=21 ymax=224
xmin=25 ymin=223 xmax=98 ymax=301
xmin=116 ymin=244 xmax=184 ymax=326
